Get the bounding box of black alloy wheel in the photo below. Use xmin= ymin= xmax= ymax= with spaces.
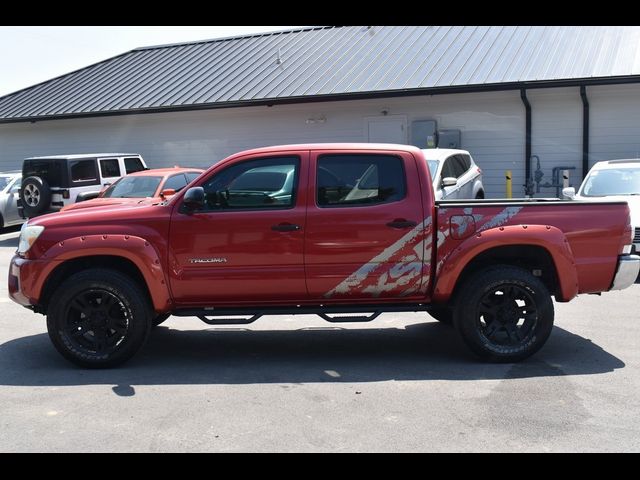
xmin=47 ymin=269 xmax=151 ymax=368
xmin=61 ymin=289 xmax=130 ymax=358
xmin=476 ymin=284 xmax=538 ymax=347
xmin=454 ymin=265 xmax=554 ymax=362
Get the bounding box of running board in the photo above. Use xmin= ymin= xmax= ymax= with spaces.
xmin=173 ymin=304 xmax=431 ymax=325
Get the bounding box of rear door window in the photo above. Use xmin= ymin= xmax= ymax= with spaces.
xmin=99 ymin=159 xmax=121 ymax=178
xmin=317 ymin=154 xmax=406 ymax=207
xmin=125 ymin=157 xmax=145 ymax=173
xmin=70 ymin=160 xmax=98 ymax=183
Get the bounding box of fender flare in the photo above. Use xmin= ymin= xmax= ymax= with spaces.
xmin=40 ymin=234 xmax=172 ymax=312
xmin=432 ymin=224 xmax=578 ymax=303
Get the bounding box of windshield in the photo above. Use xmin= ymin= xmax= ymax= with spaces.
xmin=0 ymin=176 xmax=12 ymax=191
xmin=580 ymin=168 xmax=640 ymax=197
xmin=426 ymin=160 xmax=439 ymax=179
xmin=102 ymin=176 xmax=162 ymax=198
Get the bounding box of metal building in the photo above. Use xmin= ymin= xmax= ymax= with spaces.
xmin=2 ymin=25 xmax=640 ymax=197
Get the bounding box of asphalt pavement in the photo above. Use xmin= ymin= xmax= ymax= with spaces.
xmin=0 ymin=226 xmax=638 ymax=452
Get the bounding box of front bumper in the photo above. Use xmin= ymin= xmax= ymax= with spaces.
xmin=8 ymin=255 xmax=56 ymax=309
xmin=610 ymin=254 xmax=640 ymax=291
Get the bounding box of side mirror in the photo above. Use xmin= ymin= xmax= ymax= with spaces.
xmin=183 ymin=187 xmax=205 ymax=210
xmin=160 ymin=188 xmax=176 ymax=199
xmin=442 ymin=177 xmax=458 ymax=188
xmin=562 ymin=187 xmax=576 ymax=199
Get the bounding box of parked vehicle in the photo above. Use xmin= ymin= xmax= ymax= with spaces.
xmin=60 ymin=167 xmax=204 ymax=212
xmin=564 ymin=159 xmax=640 ymax=254
xmin=19 ymin=153 xmax=148 ymax=218
xmin=0 ymin=172 xmax=24 ymax=228
xmin=8 ymin=143 xmax=639 ymax=368
xmin=422 ymin=148 xmax=484 ymax=200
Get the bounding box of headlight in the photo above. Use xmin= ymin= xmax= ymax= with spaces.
xmin=17 ymin=225 xmax=45 ymax=255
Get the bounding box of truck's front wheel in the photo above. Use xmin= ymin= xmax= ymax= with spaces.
xmin=46 ymin=269 xmax=152 ymax=368
xmin=453 ymin=266 xmax=554 ymax=362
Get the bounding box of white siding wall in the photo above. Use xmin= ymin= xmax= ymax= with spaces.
xmin=3 ymin=84 xmax=640 ymax=198
xmin=589 ymin=83 xmax=640 ymax=164
xmin=528 ymin=87 xmax=583 ymax=195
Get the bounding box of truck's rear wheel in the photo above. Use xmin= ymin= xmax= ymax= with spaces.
xmin=46 ymin=269 xmax=152 ymax=368
xmin=453 ymin=266 xmax=554 ymax=362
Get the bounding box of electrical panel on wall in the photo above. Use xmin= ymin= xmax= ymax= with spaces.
xmin=410 ymin=120 xmax=437 ymax=148
xmin=437 ymin=129 xmax=461 ymax=149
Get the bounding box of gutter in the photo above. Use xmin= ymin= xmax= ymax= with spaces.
xmin=580 ymin=85 xmax=590 ymax=180
xmin=2 ymin=75 xmax=640 ymax=125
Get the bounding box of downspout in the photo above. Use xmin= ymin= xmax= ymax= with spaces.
xmin=520 ymin=89 xmax=533 ymax=195
xmin=580 ymin=85 xmax=590 ymax=180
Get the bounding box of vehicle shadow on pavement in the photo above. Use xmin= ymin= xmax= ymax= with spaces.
xmin=0 ymin=322 xmax=624 ymax=389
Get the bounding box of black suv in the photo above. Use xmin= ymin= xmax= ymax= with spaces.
xmin=19 ymin=153 xmax=148 ymax=218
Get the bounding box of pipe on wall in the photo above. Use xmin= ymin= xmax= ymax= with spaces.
xmin=580 ymin=85 xmax=590 ymax=180
xmin=520 ymin=89 xmax=533 ymax=195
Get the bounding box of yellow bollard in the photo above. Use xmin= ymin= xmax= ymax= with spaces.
xmin=505 ymin=170 xmax=512 ymax=198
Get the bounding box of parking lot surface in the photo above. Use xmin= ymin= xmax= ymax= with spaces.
xmin=0 ymin=226 xmax=638 ymax=452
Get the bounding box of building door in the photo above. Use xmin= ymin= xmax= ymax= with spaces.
xmin=366 ymin=115 xmax=407 ymax=144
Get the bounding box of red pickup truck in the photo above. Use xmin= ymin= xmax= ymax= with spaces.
xmin=8 ymin=144 xmax=639 ymax=368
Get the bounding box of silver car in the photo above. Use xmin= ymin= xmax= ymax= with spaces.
xmin=0 ymin=172 xmax=24 ymax=228
xmin=422 ymin=148 xmax=485 ymax=200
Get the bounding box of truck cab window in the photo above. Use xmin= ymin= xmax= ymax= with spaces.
xmin=200 ymin=157 xmax=300 ymax=211
xmin=317 ymin=154 xmax=406 ymax=207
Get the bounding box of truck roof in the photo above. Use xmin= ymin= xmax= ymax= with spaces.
xmin=233 ymin=143 xmax=424 ymax=156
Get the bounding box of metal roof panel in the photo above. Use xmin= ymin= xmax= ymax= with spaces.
xmin=2 ymin=26 xmax=640 ymax=121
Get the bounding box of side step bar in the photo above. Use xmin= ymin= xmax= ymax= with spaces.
xmin=173 ymin=303 xmax=431 ymax=325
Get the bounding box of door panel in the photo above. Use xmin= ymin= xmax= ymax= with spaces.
xmin=306 ymin=150 xmax=430 ymax=300
xmin=367 ymin=115 xmax=407 ymax=143
xmin=168 ymin=153 xmax=309 ymax=305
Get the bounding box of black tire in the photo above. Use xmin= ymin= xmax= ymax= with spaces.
xmin=475 ymin=190 xmax=485 ymax=199
xmin=152 ymin=313 xmax=171 ymax=327
xmin=21 ymin=176 xmax=51 ymax=217
xmin=428 ymin=306 xmax=453 ymax=324
xmin=453 ymin=265 xmax=554 ymax=362
xmin=46 ymin=269 xmax=152 ymax=368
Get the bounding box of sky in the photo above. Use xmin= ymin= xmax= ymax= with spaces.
xmin=0 ymin=26 xmax=305 ymax=97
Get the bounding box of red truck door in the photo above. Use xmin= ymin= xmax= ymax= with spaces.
xmin=168 ymin=152 xmax=309 ymax=305
xmin=305 ymin=149 xmax=431 ymax=300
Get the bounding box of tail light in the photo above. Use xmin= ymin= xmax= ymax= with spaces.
xmin=621 ymin=223 xmax=633 ymax=254
xmin=477 ymin=167 xmax=482 ymax=174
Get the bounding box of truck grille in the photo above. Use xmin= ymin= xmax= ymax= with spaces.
xmin=635 ymin=228 xmax=640 ymax=244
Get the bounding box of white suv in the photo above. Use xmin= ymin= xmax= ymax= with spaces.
xmin=19 ymin=153 xmax=148 ymax=218
xmin=563 ymin=159 xmax=640 ymax=254
xmin=422 ymin=148 xmax=485 ymax=200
